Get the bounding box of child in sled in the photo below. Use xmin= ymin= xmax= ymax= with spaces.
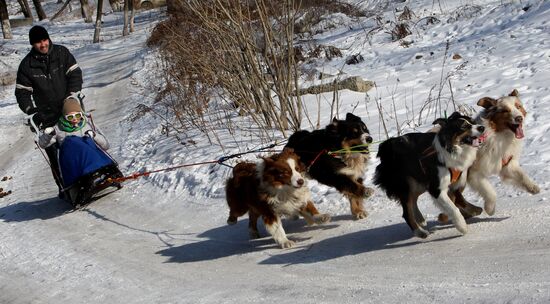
xmin=38 ymin=96 xmax=121 ymax=204
xmin=39 ymin=96 xmax=109 ymax=151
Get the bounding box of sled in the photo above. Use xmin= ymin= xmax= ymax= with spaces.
xmin=58 ymin=136 xmax=124 ymax=208
xmin=63 ymin=164 xmax=124 ymax=208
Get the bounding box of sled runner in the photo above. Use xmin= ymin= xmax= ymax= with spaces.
xmin=63 ymin=164 xmax=123 ymax=208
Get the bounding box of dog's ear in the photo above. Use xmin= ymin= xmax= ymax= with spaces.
xmin=261 ymin=155 xmax=274 ymax=164
xmin=345 ymin=113 xmax=361 ymax=122
xmin=509 ymin=89 xmax=519 ymax=97
xmin=477 ymin=97 xmax=497 ymax=109
xmin=447 ymin=112 xmax=462 ymax=120
xmin=281 ymin=147 xmax=294 ymax=156
xmin=432 ymin=117 xmax=447 ymax=127
xmin=326 ymin=117 xmax=339 ymax=133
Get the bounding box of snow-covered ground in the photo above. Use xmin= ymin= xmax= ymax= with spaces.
xmin=1 ymin=1 xmax=550 ymax=303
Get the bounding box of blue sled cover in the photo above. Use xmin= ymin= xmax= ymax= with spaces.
xmin=59 ymin=136 xmax=114 ymax=187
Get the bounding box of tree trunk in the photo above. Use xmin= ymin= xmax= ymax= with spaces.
xmin=79 ymin=0 xmax=92 ymax=22
xmin=93 ymin=0 xmax=104 ymax=43
xmin=129 ymin=0 xmax=134 ymax=32
xmin=122 ymin=0 xmax=128 ymax=36
xmin=31 ymin=0 xmax=47 ymax=20
xmin=51 ymin=0 xmax=72 ymax=21
xmin=17 ymin=0 xmax=33 ymax=19
xmin=0 ymin=0 xmax=12 ymax=39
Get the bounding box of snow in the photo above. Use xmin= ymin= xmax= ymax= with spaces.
xmin=1 ymin=0 xmax=550 ymax=303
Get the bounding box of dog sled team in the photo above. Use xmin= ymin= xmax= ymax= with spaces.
xmin=225 ymin=89 xmax=541 ymax=248
xmin=14 ymin=26 xmax=540 ymax=249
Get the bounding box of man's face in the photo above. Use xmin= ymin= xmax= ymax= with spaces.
xmin=32 ymin=39 xmax=49 ymax=54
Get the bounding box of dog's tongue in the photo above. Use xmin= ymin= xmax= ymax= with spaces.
xmin=478 ymin=133 xmax=488 ymax=143
xmin=472 ymin=138 xmax=480 ymax=147
xmin=515 ymin=124 xmax=524 ymax=139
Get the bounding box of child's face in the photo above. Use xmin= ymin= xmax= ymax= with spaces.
xmin=65 ymin=112 xmax=83 ymax=126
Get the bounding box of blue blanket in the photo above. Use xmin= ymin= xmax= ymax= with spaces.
xmin=59 ymin=136 xmax=114 ymax=187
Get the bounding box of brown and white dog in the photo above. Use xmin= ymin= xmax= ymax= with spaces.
xmin=460 ymin=89 xmax=540 ymax=216
xmin=225 ymin=148 xmax=330 ymax=248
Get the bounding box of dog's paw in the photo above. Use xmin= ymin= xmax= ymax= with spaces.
xmin=249 ymin=229 xmax=260 ymax=239
xmin=279 ymin=239 xmax=296 ymax=249
xmin=414 ymin=227 xmax=430 ymax=239
xmin=484 ymin=201 xmax=496 ymax=216
xmin=363 ymin=187 xmax=375 ymax=199
xmin=314 ymin=213 xmax=331 ymax=224
xmin=454 ymin=218 xmax=468 ymax=235
xmin=527 ymin=183 xmax=540 ymax=194
xmin=353 ymin=210 xmax=368 ymax=220
xmin=464 ymin=205 xmax=483 ymax=217
xmin=227 ymin=216 xmax=238 ymax=225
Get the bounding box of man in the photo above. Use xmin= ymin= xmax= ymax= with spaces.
xmin=15 ymin=25 xmax=83 ymax=196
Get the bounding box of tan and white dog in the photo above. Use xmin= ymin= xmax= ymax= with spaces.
xmin=465 ymin=89 xmax=540 ymax=215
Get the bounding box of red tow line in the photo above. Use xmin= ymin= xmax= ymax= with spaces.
xmin=106 ymin=159 xmax=223 ymax=184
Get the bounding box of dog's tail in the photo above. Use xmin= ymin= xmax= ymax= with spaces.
xmin=225 ymin=162 xmax=257 ymax=225
xmin=373 ymin=138 xmax=410 ymax=203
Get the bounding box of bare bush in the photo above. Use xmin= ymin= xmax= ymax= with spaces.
xmin=388 ymin=22 xmax=411 ymax=41
xmin=294 ymin=0 xmax=366 ymax=35
xmin=447 ymin=5 xmax=483 ymax=23
xmin=149 ymin=0 xmax=310 ymax=141
xmin=417 ymin=41 xmax=469 ymax=125
xmin=398 ymin=6 xmax=414 ymax=21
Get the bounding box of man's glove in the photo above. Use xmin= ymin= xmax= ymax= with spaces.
xmin=26 ymin=107 xmax=39 ymax=115
xmin=27 ymin=112 xmax=43 ymax=134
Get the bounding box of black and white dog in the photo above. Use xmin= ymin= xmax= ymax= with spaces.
xmin=373 ymin=112 xmax=485 ymax=238
xmin=285 ymin=113 xmax=373 ymax=219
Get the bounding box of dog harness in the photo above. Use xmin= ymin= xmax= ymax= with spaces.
xmin=502 ymin=155 xmax=513 ymax=167
xmin=449 ymin=168 xmax=462 ymax=183
xmin=420 ymin=146 xmax=463 ymax=183
xmin=306 ymin=149 xmax=328 ymax=171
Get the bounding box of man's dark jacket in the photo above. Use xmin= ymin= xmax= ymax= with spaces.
xmin=15 ymin=43 xmax=83 ymax=128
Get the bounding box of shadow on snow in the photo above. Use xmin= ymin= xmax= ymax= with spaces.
xmin=155 ymin=214 xmax=508 ymax=264
xmin=259 ymin=216 xmax=510 ymax=265
xmin=0 ymin=197 xmax=71 ymax=222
